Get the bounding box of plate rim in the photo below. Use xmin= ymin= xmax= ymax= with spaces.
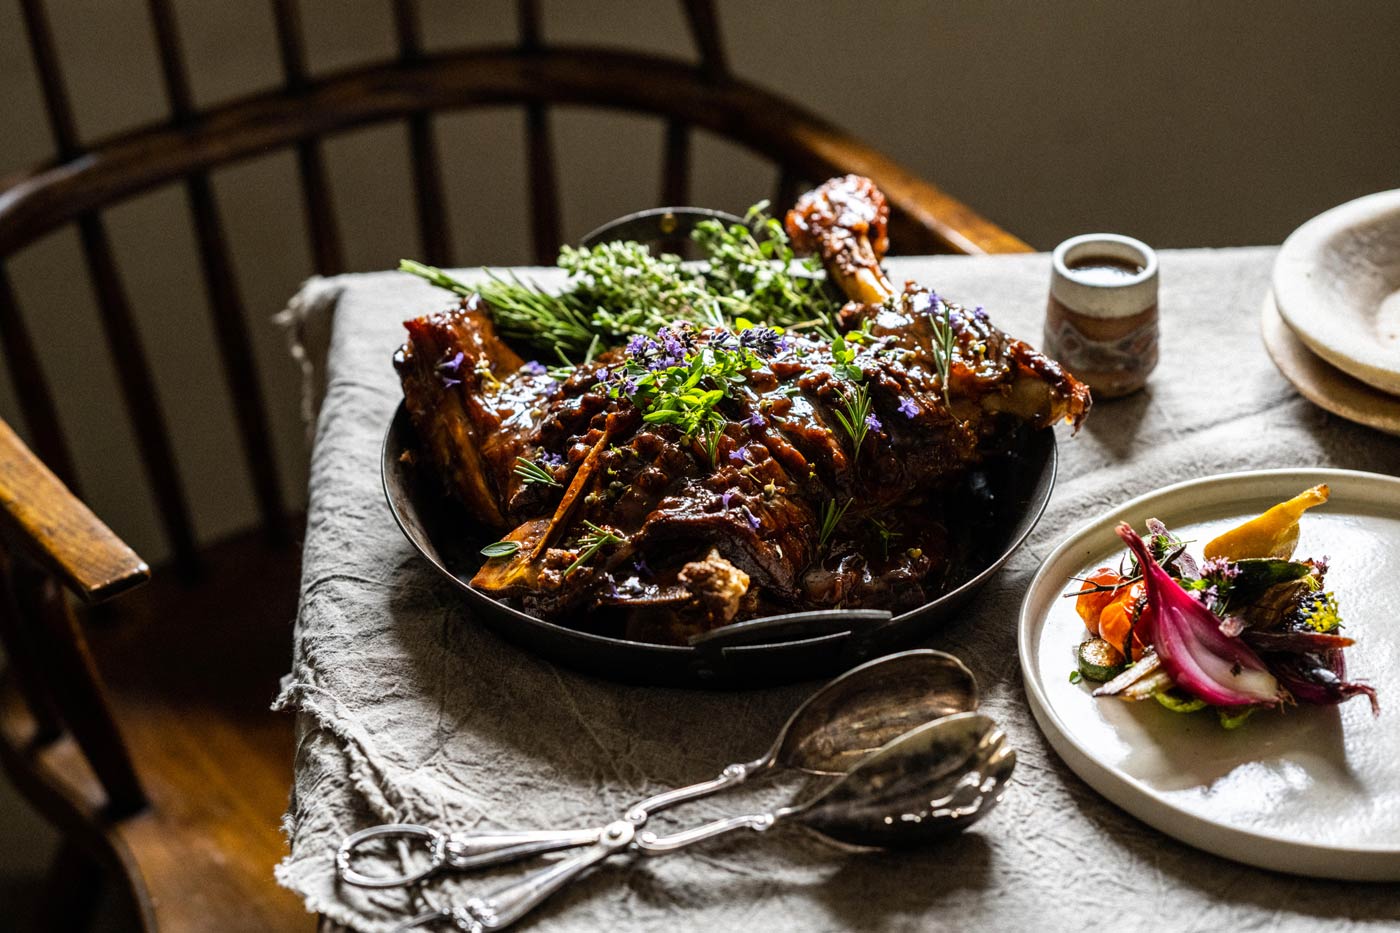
xmin=1017 ymin=467 xmax=1400 ymax=880
xmin=1260 ymin=291 xmax=1400 ymax=437
xmin=1272 ymin=187 xmax=1400 ymax=396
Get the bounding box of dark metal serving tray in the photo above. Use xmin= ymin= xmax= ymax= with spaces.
xmin=382 ymin=403 xmax=1056 ymax=689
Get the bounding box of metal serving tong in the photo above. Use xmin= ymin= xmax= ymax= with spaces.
xmin=399 ymin=711 xmax=1013 ymax=932
xmin=338 ymin=650 xmax=977 ymax=888
xmin=335 ymin=650 xmax=1014 ymax=931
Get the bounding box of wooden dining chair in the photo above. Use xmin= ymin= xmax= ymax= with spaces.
xmin=0 ymin=0 xmax=1030 ymax=929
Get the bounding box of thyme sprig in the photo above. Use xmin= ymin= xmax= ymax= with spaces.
xmin=564 ymin=521 xmax=624 ymax=576
xmin=514 ymin=456 xmax=561 ymax=487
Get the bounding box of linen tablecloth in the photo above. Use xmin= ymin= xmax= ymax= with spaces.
xmin=275 ymin=248 xmax=1400 ymax=932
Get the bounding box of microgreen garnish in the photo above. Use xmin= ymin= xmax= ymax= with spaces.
xmin=605 ymin=328 xmax=764 ymax=465
xmin=514 ymin=456 xmax=561 ymax=487
xmin=818 ymin=498 xmax=853 ymax=550
xmin=830 ymin=336 xmax=864 ymax=382
xmin=480 ymin=540 xmax=521 ymax=558
xmin=564 ymin=521 xmax=624 ymax=576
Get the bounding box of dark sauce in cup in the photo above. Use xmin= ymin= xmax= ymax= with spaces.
xmin=1065 ymin=255 xmax=1146 ymax=286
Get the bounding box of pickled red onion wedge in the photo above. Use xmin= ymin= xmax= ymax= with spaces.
xmin=1116 ymin=522 xmax=1281 ymax=707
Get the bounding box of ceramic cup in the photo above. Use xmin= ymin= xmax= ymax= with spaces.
xmin=1044 ymin=233 xmax=1159 ymax=398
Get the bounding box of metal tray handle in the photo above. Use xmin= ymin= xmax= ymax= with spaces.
xmin=688 ymin=609 xmax=893 ymax=652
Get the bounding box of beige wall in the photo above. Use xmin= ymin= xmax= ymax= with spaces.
xmin=0 ymin=0 xmax=1396 ymax=883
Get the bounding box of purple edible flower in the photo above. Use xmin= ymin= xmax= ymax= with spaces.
xmin=865 ymin=413 xmax=882 ymax=432
xmin=437 ymin=350 xmax=464 ymax=374
xmin=625 ymin=334 xmax=649 ymax=356
xmin=520 ymin=360 xmax=547 ymax=376
xmin=897 ymin=397 xmax=919 ymax=419
xmin=728 ymin=448 xmax=747 ymax=465
xmin=633 ymin=556 xmax=652 ymax=577
xmin=742 ymin=505 xmax=762 ymax=530
xmin=739 ymin=326 xmax=787 ymax=357
xmin=721 ymin=490 xmax=735 ymax=509
xmin=660 ymin=332 xmax=686 ymax=368
xmin=1200 ymin=557 xmax=1241 ymax=582
xmin=437 ymin=350 xmax=466 ymax=387
xmin=538 ymin=450 xmax=565 ymax=467
xmin=745 ymin=410 xmax=764 ymax=428
xmin=622 ymin=376 xmax=640 ymax=395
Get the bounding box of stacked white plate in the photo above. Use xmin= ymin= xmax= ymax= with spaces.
xmin=1265 ymin=189 xmax=1400 ymax=435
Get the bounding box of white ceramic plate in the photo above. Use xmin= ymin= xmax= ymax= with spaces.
xmin=1019 ymin=469 xmax=1400 ymax=880
xmin=1261 ymin=292 xmax=1400 ymax=437
xmin=1274 ymin=189 xmax=1400 ymax=396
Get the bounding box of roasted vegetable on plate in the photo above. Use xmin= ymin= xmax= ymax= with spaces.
xmin=1066 ymin=484 xmax=1378 ymax=727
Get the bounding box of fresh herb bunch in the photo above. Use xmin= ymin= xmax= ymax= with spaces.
xmin=692 ymin=202 xmax=835 ymax=328
xmin=399 ymin=201 xmax=835 ymax=356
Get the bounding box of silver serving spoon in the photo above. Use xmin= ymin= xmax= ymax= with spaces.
xmin=340 ymin=649 xmax=977 ymax=888
xmin=404 ymin=711 xmax=1014 ymax=931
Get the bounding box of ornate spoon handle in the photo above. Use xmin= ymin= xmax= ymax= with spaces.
xmin=457 ymin=821 xmax=636 ymax=930
xmin=624 ymin=760 xmax=758 ymax=823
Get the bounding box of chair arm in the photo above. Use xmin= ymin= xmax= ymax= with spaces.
xmin=0 ymin=417 xmax=149 ymax=603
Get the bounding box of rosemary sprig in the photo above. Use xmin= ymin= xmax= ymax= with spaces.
xmin=564 ymin=521 xmax=624 ymax=576
xmin=514 ymin=456 xmax=561 ymax=487
xmin=818 ymin=498 xmax=853 ymax=550
xmin=832 ymin=383 xmax=874 ymax=455
xmin=927 ymin=294 xmax=956 ymax=408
